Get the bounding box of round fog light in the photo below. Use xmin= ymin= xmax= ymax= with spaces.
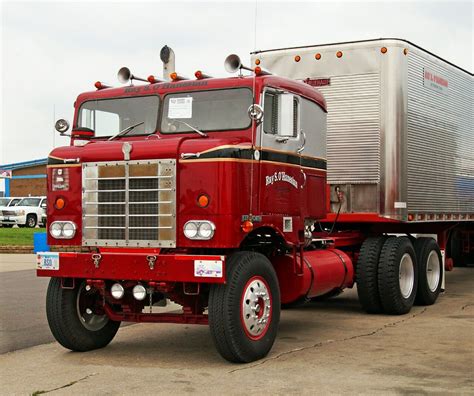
xmin=50 ymin=222 xmax=63 ymax=238
xmin=198 ymin=222 xmax=214 ymax=239
xmin=183 ymin=221 xmax=198 ymax=239
xmin=62 ymin=222 xmax=76 ymax=238
xmin=111 ymin=283 xmax=124 ymax=299
xmin=132 ymin=284 xmax=147 ymax=301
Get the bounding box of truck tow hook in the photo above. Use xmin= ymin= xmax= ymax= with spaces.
xmin=92 ymin=254 xmax=102 ymax=269
xmin=147 ymin=255 xmax=157 ymax=270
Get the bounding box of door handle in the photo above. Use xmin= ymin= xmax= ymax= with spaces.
xmin=300 ymin=169 xmax=307 ymax=189
xmin=181 ymin=152 xmax=201 ymax=159
xmin=275 ymin=137 xmax=289 ymax=143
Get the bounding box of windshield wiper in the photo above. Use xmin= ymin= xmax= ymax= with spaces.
xmin=108 ymin=121 xmax=144 ymax=141
xmin=174 ymin=120 xmax=207 ymax=138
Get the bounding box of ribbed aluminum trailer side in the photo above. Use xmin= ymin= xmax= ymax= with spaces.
xmin=251 ymin=38 xmax=473 ymax=223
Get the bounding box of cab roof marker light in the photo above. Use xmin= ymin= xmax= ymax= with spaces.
xmin=94 ymin=81 xmax=111 ymax=90
xmin=170 ymin=72 xmax=189 ymax=81
xmin=147 ymin=75 xmax=164 ymax=84
xmin=254 ymin=66 xmax=272 ymax=76
xmin=195 ymin=70 xmax=213 ymax=80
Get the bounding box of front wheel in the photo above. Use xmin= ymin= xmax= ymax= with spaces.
xmin=208 ymin=251 xmax=281 ymax=363
xmin=46 ymin=278 xmax=120 ymax=351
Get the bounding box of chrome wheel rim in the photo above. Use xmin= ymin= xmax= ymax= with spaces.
xmin=399 ymin=253 xmax=415 ymax=299
xmin=28 ymin=217 xmax=35 ymax=227
xmin=241 ymin=277 xmax=272 ymax=339
xmin=426 ymin=250 xmax=440 ymax=292
xmin=76 ymin=284 xmax=108 ymax=331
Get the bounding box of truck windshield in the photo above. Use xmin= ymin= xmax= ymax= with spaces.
xmin=161 ymin=88 xmax=253 ymax=133
xmin=18 ymin=198 xmax=41 ymax=207
xmin=78 ymin=96 xmax=159 ymax=137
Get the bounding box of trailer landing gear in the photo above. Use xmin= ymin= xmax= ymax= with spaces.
xmin=46 ymin=278 xmax=121 ymax=352
xmin=208 ymin=251 xmax=281 ymax=363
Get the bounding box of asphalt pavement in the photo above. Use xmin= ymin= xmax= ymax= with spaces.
xmin=0 ymin=254 xmax=473 ymax=395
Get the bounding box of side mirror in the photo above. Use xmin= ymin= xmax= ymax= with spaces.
xmin=54 ymin=119 xmax=70 ymax=135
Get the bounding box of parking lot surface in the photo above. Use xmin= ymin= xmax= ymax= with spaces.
xmin=0 ymin=255 xmax=472 ymax=395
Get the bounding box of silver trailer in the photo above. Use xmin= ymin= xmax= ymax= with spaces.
xmin=251 ymin=39 xmax=473 ymax=222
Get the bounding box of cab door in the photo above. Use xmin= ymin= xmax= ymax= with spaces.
xmin=258 ymin=89 xmax=305 ymax=217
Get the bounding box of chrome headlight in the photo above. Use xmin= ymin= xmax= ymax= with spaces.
xmin=183 ymin=220 xmax=215 ymax=240
xmin=49 ymin=221 xmax=76 ymax=239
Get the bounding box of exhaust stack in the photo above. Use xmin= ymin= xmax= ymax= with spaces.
xmin=160 ymin=45 xmax=175 ymax=81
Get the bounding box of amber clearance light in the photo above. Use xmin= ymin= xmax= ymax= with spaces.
xmin=336 ymin=51 xmax=343 ymax=58
xmin=54 ymin=198 xmax=65 ymax=210
xmin=197 ymin=194 xmax=210 ymax=208
xmin=241 ymin=220 xmax=254 ymax=233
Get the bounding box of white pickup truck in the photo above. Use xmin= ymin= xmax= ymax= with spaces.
xmin=0 ymin=197 xmax=47 ymax=228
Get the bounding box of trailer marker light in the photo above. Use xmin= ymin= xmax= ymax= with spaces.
xmin=336 ymin=51 xmax=343 ymax=58
xmin=133 ymin=284 xmax=147 ymax=301
xmin=315 ymin=53 xmax=321 ymax=60
xmin=381 ymin=47 xmax=387 ymax=54
xmin=54 ymin=198 xmax=65 ymax=210
xmin=255 ymin=59 xmax=261 ymax=65
xmin=197 ymin=194 xmax=209 ymax=208
xmin=404 ymin=48 xmax=408 ymax=55
xmin=408 ymin=214 xmax=414 ymax=221
xmin=241 ymin=220 xmax=253 ymax=233
xmin=294 ymin=55 xmax=301 ymax=62
xmin=111 ymin=283 xmax=125 ymax=300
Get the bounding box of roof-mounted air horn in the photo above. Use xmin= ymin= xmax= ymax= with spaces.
xmin=117 ymin=67 xmax=148 ymax=84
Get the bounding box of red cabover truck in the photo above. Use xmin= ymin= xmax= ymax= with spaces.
xmin=38 ymin=39 xmax=473 ymax=363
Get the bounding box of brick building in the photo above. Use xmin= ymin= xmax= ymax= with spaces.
xmin=0 ymin=159 xmax=47 ymax=197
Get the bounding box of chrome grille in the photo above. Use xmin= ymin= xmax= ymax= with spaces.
xmin=82 ymin=160 xmax=176 ymax=247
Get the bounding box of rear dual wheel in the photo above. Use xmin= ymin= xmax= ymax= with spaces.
xmin=208 ymin=251 xmax=280 ymax=363
xmin=357 ymin=236 xmax=442 ymax=315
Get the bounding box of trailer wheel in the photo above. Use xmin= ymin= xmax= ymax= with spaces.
xmin=414 ymin=238 xmax=442 ymax=306
xmin=356 ymin=236 xmax=387 ymax=314
xmin=208 ymin=251 xmax=280 ymax=363
xmin=46 ymin=278 xmax=120 ymax=351
xmin=378 ymin=237 xmax=418 ymax=315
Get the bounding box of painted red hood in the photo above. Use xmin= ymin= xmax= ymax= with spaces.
xmin=48 ymin=135 xmax=252 ymax=164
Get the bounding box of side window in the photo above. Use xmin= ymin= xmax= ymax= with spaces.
xmin=263 ymin=92 xmax=279 ymax=135
xmin=263 ymin=91 xmax=299 ymax=138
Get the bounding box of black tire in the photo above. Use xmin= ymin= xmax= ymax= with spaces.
xmin=356 ymin=236 xmax=387 ymax=314
xmin=414 ymin=238 xmax=443 ymax=306
xmin=208 ymin=251 xmax=281 ymax=363
xmin=378 ymin=237 xmax=418 ymax=315
xmin=46 ymin=278 xmax=120 ymax=352
xmin=26 ymin=214 xmax=37 ymax=228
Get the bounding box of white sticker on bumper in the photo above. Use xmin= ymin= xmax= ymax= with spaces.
xmin=194 ymin=260 xmax=223 ymax=278
xmin=37 ymin=252 xmax=59 ymax=270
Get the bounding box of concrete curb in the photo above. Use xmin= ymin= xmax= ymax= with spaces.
xmin=0 ymin=246 xmax=34 ymax=254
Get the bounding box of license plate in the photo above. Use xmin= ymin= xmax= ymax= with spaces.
xmin=37 ymin=252 xmax=59 ymax=270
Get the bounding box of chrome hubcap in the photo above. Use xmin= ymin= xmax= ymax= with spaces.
xmin=426 ymin=250 xmax=440 ymax=292
xmin=76 ymin=283 xmax=108 ymax=331
xmin=399 ymin=253 xmax=415 ymax=299
xmin=242 ymin=278 xmax=271 ymax=338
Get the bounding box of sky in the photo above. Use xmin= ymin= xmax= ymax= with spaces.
xmin=0 ymin=0 xmax=472 ymax=166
